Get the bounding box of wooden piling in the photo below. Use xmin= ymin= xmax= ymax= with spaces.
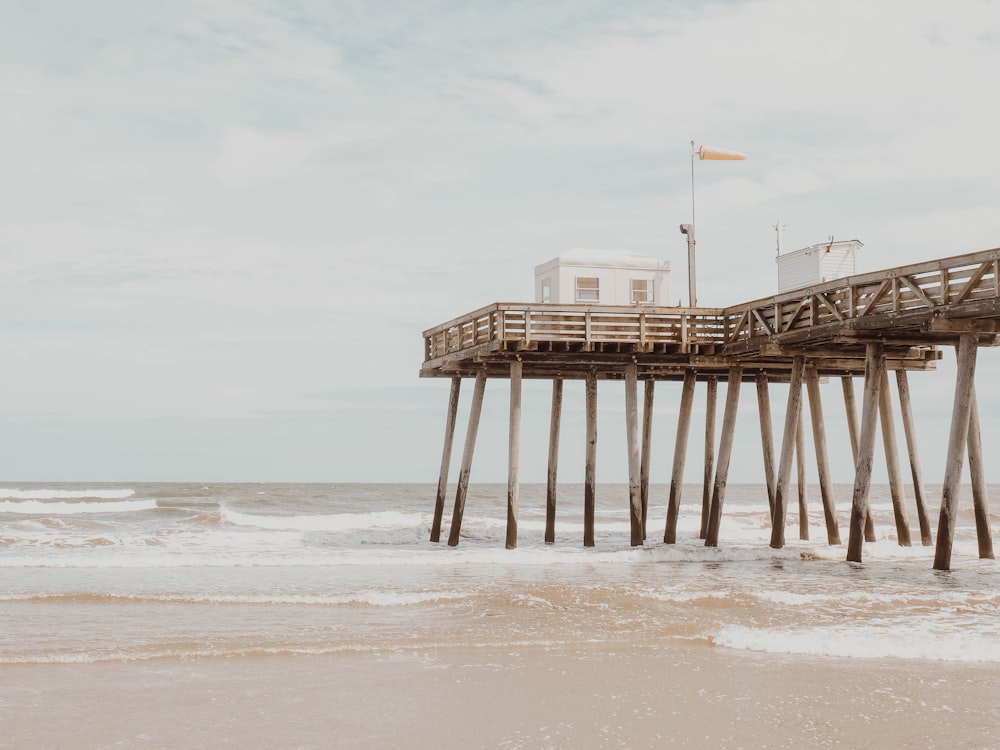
xmin=795 ymin=408 xmax=809 ymax=541
xmin=806 ymin=369 xmax=840 ymax=545
xmin=771 ymin=356 xmax=805 ymax=549
xmin=934 ymin=334 xmax=978 ymax=571
xmin=505 ymin=360 xmax=522 ymax=550
xmin=755 ymin=371 xmax=777 ymax=521
xmin=878 ymin=369 xmax=912 ymax=547
xmin=625 ymin=363 xmax=643 ymax=546
xmin=431 ymin=377 xmax=461 ymax=543
xmin=640 ymin=379 xmax=655 ymax=540
xmin=448 ymin=371 xmax=487 ymax=547
xmin=847 ymin=344 xmax=885 ymax=563
xmin=700 ymin=376 xmax=718 ymax=539
xmin=705 ymin=366 xmax=743 ymax=547
xmin=895 ymin=370 xmax=932 ymax=546
xmin=545 ymin=378 xmax=563 ymax=544
xmin=665 ymin=370 xmax=696 ymax=544
xmin=584 ymin=372 xmax=597 ymax=548
xmin=842 ymin=375 xmax=876 ymax=542
xmin=967 ymin=385 xmax=994 ymax=560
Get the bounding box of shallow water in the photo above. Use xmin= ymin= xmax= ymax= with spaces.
xmin=2 ymin=482 xmax=998 ymax=667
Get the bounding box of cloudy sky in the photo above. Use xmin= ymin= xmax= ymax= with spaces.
xmin=2 ymin=0 xmax=1000 ymax=485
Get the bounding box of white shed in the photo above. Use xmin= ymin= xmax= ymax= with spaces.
xmin=776 ymin=239 xmax=862 ymax=293
xmin=534 ymin=250 xmax=671 ymax=306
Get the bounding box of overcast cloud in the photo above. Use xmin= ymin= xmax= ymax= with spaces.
xmin=2 ymin=1 xmax=999 ymax=483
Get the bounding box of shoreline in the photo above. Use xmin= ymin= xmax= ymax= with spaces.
xmin=2 ymin=641 xmax=998 ymax=749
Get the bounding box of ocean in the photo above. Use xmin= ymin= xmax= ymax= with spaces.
xmin=2 ymin=482 xmax=999 ymax=748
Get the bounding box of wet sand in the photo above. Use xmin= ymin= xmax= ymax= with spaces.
xmin=2 ymin=641 xmax=998 ymax=749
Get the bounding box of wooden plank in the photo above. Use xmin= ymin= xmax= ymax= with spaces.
xmin=545 ymin=379 xmax=563 ymax=544
xmin=934 ymin=335 xmax=978 ymax=570
xmin=506 ymin=360 xmax=522 ymax=549
xmin=584 ymin=371 xmax=597 ymax=547
xmin=842 ymin=375 xmax=876 ymax=542
xmin=878 ymin=368 xmax=912 ymax=547
xmin=895 ymin=370 xmax=932 ymax=545
xmin=967 ymin=385 xmax=994 ymax=560
xmin=665 ymin=371 xmax=696 ymax=544
xmin=625 ymin=364 xmax=643 ymax=546
xmin=431 ymin=377 xmax=462 ymax=543
xmin=448 ymin=371 xmax=487 ymax=547
xmin=806 ymin=369 xmax=840 ymax=545
xmin=771 ymin=357 xmax=805 ymax=549
xmin=700 ymin=376 xmax=719 ymax=539
xmin=847 ymin=344 xmax=885 ymax=562
xmin=705 ymin=366 xmax=743 ymax=547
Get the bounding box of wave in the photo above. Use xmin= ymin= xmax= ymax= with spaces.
xmin=0 ymin=590 xmax=468 ymax=606
xmin=0 ymin=488 xmax=135 ymax=500
xmin=714 ymin=623 xmax=1000 ymax=663
xmin=220 ymin=507 xmax=429 ymax=532
xmin=0 ymin=499 xmax=157 ymax=515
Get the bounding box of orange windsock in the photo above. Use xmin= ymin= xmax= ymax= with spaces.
xmin=698 ymin=145 xmax=747 ymax=161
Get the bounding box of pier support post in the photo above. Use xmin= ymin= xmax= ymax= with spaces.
xmin=895 ymin=370 xmax=932 ymax=545
xmin=584 ymin=371 xmax=598 ymax=547
xmin=705 ymin=366 xmax=743 ymax=547
xmin=806 ymin=368 xmax=840 ymax=545
xmin=847 ymin=344 xmax=885 ymax=563
xmin=545 ymin=379 xmax=563 ymax=544
xmin=967 ymin=385 xmax=994 ymax=560
xmin=756 ymin=371 xmax=777 ymax=521
xmin=625 ymin=363 xmax=643 ymax=546
xmin=431 ymin=377 xmax=461 ymax=543
xmin=842 ymin=375 xmax=876 ymax=542
xmin=796 ymin=408 xmax=809 ymax=541
xmin=878 ymin=369 xmax=911 ymax=546
xmin=505 ymin=360 xmax=522 ymax=550
xmin=771 ymin=356 xmax=805 ymax=549
xmin=640 ymin=380 xmax=655 ymax=540
xmin=665 ymin=370 xmax=696 ymax=544
xmin=935 ymin=334 xmax=978 ymax=570
xmin=448 ymin=371 xmax=487 ymax=547
xmin=700 ymin=376 xmax=718 ymax=539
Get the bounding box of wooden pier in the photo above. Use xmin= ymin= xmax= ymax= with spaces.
xmin=422 ymin=247 xmax=1000 ymax=570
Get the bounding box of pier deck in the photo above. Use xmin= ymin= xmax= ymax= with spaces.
xmin=421 ymin=248 xmax=1000 ymax=570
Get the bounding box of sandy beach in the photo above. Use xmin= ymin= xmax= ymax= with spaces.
xmin=3 ymin=641 xmax=998 ymax=749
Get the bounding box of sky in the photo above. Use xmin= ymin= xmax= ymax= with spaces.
xmin=2 ymin=0 xmax=1000 ymax=485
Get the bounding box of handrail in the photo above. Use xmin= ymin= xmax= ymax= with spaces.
xmin=423 ymin=247 xmax=1000 ymax=362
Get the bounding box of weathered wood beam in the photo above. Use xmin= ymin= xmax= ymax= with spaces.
xmin=584 ymin=372 xmax=597 ymax=547
xmin=448 ymin=371 xmax=487 ymax=547
xmin=640 ymin=379 xmax=655 ymax=540
xmin=700 ymin=376 xmax=718 ymax=539
xmin=934 ymin=334 xmax=978 ymax=570
xmin=755 ymin=371 xmax=777 ymax=521
xmin=806 ymin=369 xmax=840 ymax=545
xmin=665 ymin=371 xmax=696 ymax=544
xmin=545 ymin=378 xmax=563 ymax=544
xmin=847 ymin=344 xmax=885 ymax=562
xmin=878 ymin=368 xmax=912 ymax=547
xmin=431 ymin=377 xmax=462 ymax=543
xmin=506 ymin=360 xmax=522 ymax=549
xmin=952 ymin=261 xmax=991 ymax=306
xmin=795 ymin=407 xmax=809 ymax=541
xmin=967 ymin=385 xmax=994 ymax=560
xmin=705 ymin=366 xmax=743 ymax=547
xmin=771 ymin=356 xmax=805 ymax=549
xmin=894 ymin=370 xmax=932 ymax=545
xmin=625 ymin=363 xmax=643 ymax=546
xmin=842 ymin=375 xmax=876 ymax=543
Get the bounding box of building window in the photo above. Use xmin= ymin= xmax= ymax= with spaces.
xmin=631 ymin=278 xmax=653 ymax=304
xmin=575 ymin=276 xmax=599 ymax=302
xmin=541 ymin=279 xmax=552 ymax=303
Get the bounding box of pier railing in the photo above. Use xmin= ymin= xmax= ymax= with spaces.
xmin=423 ymin=247 xmax=1000 ymax=363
